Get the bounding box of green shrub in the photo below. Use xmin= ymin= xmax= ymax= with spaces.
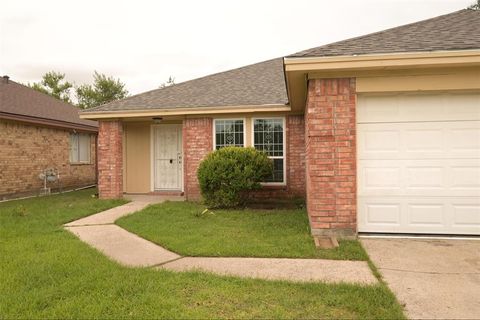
xmin=197 ymin=147 xmax=273 ymax=208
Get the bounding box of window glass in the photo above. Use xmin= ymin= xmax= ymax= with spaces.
xmin=78 ymin=134 xmax=90 ymax=162
xmin=70 ymin=133 xmax=90 ymax=163
xmin=70 ymin=134 xmax=79 ymax=163
xmin=253 ymin=118 xmax=284 ymax=183
xmin=214 ymin=119 xmax=244 ymax=149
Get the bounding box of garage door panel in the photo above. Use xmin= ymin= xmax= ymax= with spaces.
xmin=358 ymin=93 xmax=480 ymax=235
xmin=362 ymin=203 xmax=401 ymax=226
xmin=359 ymin=122 xmax=480 ymax=160
xmin=359 ymin=159 xmax=480 ymax=197
xmin=451 ymin=166 xmax=480 ymax=191
xmin=407 ymin=204 xmax=445 ymax=226
xmin=404 ymin=129 xmax=444 ymax=152
xmin=358 ymin=93 xmax=480 ymax=123
xmin=452 ymin=204 xmax=480 ymax=228
xmin=359 ymin=196 xmax=480 ymax=234
xmin=450 ymin=127 xmax=480 ymax=154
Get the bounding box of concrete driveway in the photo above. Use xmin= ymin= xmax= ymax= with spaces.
xmin=361 ymin=238 xmax=480 ymax=319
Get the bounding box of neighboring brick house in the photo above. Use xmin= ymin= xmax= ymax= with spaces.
xmin=0 ymin=76 xmax=98 ymax=200
xmin=81 ymin=9 xmax=480 ymax=239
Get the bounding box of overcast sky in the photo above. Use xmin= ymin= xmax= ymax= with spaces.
xmin=0 ymin=0 xmax=473 ymax=95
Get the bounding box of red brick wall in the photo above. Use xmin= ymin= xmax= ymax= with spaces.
xmin=183 ymin=116 xmax=306 ymax=202
xmin=305 ymin=78 xmax=357 ymax=238
xmin=98 ymin=120 xmax=123 ymax=199
xmin=0 ymin=119 xmax=97 ymax=200
xmin=286 ymin=115 xmax=306 ymax=197
xmin=183 ymin=118 xmax=213 ymax=201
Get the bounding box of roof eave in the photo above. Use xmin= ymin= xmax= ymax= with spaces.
xmin=0 ymin=112 xmax=98 ymax=132
xmin=284 ymin=49 xmax=480 ymax=72
xmin=79 ymin=104 xmax=291 ymax=120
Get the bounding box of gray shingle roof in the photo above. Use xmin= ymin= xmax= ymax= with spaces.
xmin=86 ymin=58 xmax=288 ymax=113
xmin=289 ymin=9 xmax=480 ymax=58
xmin=84 ymin=9 xmax=479 ymax=114
xmin=0 ymin=78 xmax=97 ymax=129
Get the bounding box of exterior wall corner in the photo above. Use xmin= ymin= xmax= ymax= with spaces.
xmin=97 ymin=120 xmax=123 ymax=199
xmin=305 ymin=78 xmax=357 ymax=238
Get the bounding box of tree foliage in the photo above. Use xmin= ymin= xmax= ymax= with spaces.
xmin=29 ymin=71 xmax=73 ymax=103
xmin=160 ymin=76 xmax=175 ymax=88
xmin=76 ymin=71 xmax=129 ymax=109
xmin=469 ymin=0 xmax=480 ymax=10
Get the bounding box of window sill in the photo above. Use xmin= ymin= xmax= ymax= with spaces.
xmin=260 ymin=183 xmax=287 ymax=190
xmin=70 ymin=162 xmax=92 ymax=166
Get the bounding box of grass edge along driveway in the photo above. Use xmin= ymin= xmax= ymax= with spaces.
xmin=117 ymin=201 xmax=368 ymax=261
xmin=0 ymin=189 xmax=405 ymax=319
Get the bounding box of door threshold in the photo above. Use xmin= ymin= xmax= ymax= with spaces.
xmin=150 ymin=190 xmax=184 ymax=196
xmin=359 ymin=233 xmax=480 ymax=240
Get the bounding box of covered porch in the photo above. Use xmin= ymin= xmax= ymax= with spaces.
xmin=97 ymin=117 xmax=213 ymax=200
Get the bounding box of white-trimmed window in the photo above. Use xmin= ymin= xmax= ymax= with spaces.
xmin=253 ymin=118 xmax=285 ymax=184
xmin=214 ymin=119 xmax=245 ymax=149
xmin=70 ymin=133 xmax=91 ymax=163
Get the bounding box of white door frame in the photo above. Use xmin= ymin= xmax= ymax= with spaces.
xmin=150 ymin=124 xmax=183 ymax=192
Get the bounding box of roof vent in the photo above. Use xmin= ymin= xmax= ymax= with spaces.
xmin=2 ymin=75 xmax=9 ymax=84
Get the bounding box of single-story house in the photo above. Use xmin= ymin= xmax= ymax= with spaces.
xmin=0 ymin=77 xmax=98 ymax=200
xmin=81 ymin=9 xmax=480 ymax=238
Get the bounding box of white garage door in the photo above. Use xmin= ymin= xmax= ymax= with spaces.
xmin=357 ymin=93 xmax=480 ymax=235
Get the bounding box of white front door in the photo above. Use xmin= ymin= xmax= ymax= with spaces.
xmin=357 ymin=93 xmax=480 ymax=235
xmin=153 ymin=124 xmax=182 ymax=190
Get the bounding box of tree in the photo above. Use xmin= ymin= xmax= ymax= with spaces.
xmin=159 ymin=76 xmax=175 ymax=88
xmin=29 ymin=71 xmax=73 ymax=103
xmin=469 ymin=0 xmax=480 ymax=10
xmin=76 ymin=71 xmax=129 ymax=109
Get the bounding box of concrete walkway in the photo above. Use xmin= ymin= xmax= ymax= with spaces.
xmin=362 ymin=238 xmax=480 ymax=319
xmin=64 ymin=196 xmax=377 ymax=285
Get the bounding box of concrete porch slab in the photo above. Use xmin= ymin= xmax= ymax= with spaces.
xmin=124 ymin=194 xmax=185 ymax=203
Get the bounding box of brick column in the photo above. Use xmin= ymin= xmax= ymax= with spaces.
xmin=183 ymin=118 xmax=212 ymax=201
xmin=287 ymin=115 xmax=306 ymax=197
xmin=97 ymin=120 xmax=123 ymax=199
xmin=305 ymin=78 xmax=357 ymax=239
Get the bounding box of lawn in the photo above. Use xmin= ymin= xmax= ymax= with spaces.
xmin=117 ymin=201 xmax=368 ymax=260
xmin=0 ymin=189 xmax=405 ymax=319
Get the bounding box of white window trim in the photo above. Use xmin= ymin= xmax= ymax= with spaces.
xmin=251 ymin=116 xmax=287 ymax=186
xmin=69 ymin=133 xmax=91 ymax=164
xmin=213 ymin=118 xmax=247 ymax=150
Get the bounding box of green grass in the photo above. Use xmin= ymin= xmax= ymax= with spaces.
xmin=0 ymin=189 xmax=405 ymax=319
xmin=117 ymin=201 xmax=368 ymax=260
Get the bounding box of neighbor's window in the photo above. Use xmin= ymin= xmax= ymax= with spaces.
xmin=70 ymin=133 xmax=91 ymax=163
xmin=253 ymin=118 xmax=285 ymax=183
xmin=214 ymin=119 xmax=245 ymax=149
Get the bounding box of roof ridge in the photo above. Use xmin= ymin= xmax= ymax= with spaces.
xmin=85 ymin=57 xmax=283 ymax=112
xmin=289 ymin=9 xmax=472 ymax=57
